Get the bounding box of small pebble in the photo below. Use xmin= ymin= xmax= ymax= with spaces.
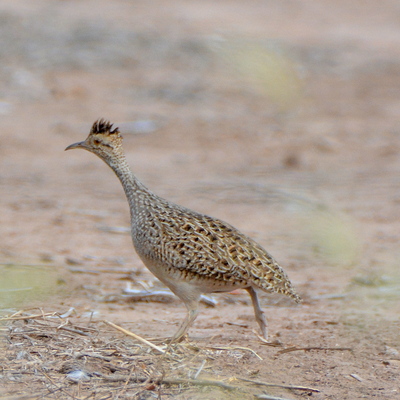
xmin=66 ymin=370 xmax=91 ymax=382
xmin=384 ymin=346 xmax=399 ymax=357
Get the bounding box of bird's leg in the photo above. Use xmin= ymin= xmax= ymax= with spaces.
xmin=170 ymin=300 xmax=199 ymax=343
xmin=246 ymin=287 xmax=268 ymax=340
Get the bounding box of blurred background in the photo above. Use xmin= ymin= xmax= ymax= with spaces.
xmin=1 ymin=1 xmax=400 ymax=398
xmin=0 ymin=0 xmax=399 ymax=352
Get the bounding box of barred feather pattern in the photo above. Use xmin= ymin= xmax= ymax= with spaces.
xmin=66 ymin=119 xmax=301 ymax=341
xmin=131 ymin=193 xmax=300 ymax=302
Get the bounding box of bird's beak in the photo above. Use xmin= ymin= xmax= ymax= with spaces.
xmin=65 ymin=141 xmax=86 ymax=151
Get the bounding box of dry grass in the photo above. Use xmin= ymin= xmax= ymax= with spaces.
xmin=0 ymin=309 xmax=317 ymax=400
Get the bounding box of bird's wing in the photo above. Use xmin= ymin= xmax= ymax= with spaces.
xmin=155 ymin=208 xmax=298 ymax=299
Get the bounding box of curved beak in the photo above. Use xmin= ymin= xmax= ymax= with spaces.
xmin=65 ymin=141 xmax=86 ymax=151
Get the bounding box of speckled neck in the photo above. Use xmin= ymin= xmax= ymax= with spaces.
xmin=105 ymin=153 xmax=150 ymax=216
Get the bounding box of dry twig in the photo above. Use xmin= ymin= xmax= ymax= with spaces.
xmin=0 ymin=312 xmax=58 ymax=321
xmin=40 ymin=368 xmax=75 ymax=399
xmin=104 ymin=320 xmax=165 ymax=354
xmin=206 ymin=345 xmax=263 ymax=360
xmin=96 ymin=373 xmax=238 ymax=391
xmin=276 ymin=346 xmax=352 ymax=355
xmin=237 ymin=377 xmax=320 ymax=392
xmin=67 ymin=266 xmax=133 ymax=275
xmin=255 ymin=395 xmax=296 ymax=400
xmin=193 ymin=359 xmax=206 ymax=379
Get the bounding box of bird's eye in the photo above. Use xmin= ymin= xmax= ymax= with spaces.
xmin=93 ymin=139 xmax=101 ymax=145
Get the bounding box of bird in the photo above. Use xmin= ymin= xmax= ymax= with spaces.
xmin=65 ymin=119 xmax=301 ymax=342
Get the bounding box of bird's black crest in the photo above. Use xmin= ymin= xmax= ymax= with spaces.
xmin=91 ymin=119 xmax=120 ymax=135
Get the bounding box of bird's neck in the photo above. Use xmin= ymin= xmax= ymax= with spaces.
xmin=106 ymin=153 xmax=149 ymax=214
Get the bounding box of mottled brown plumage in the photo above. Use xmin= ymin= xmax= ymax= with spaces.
xmin=66 ymin=119 xmax=301 ymax=341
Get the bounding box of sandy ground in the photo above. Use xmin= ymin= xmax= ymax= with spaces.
xmin=0 ymin=1 xmax=400 ymax=399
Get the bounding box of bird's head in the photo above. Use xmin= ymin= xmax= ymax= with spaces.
xmin=65 ymin=119 xmax=123 ymax=162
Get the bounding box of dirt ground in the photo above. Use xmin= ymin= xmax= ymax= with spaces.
xmin=1 ymin=1 xmax=400 ymax=399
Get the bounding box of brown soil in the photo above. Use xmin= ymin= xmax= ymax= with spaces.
xmin=1 ymin=1 xmax=399 ymax=399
